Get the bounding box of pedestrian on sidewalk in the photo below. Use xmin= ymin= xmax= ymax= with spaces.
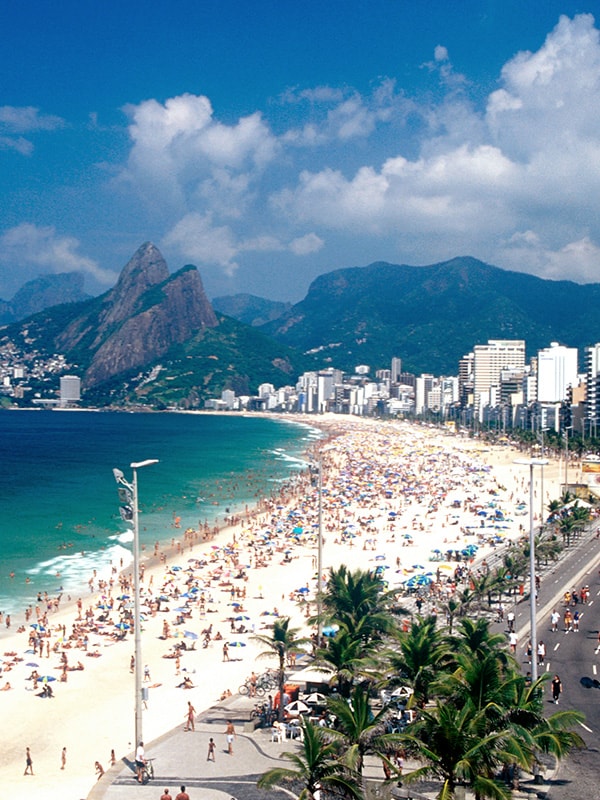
xmin=207 ymin=737 xmax=216 ymax=761
xmin=507 ymin=610 xmax=515 ymax=632
xmin=184 ymin=700 xmax=196 ymax=731
xmin=225 ymin=721 xmax=236 ymax=754
xmin=551 ymin=609 xmax=560 ymax=632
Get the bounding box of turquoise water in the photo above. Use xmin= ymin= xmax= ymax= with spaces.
xmin=0 ymin=410 xmax=318 ymax=614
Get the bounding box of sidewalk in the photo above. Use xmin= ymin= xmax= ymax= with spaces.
xmin=88 ymin=693 xmax=291 ymax=800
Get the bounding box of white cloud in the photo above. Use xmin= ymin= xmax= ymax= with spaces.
xmin=272 ymin=15 xmax=600 ymax=282
xmin=503 ymin=232 xmax=600 ymax=283
xmin=0 ymin=106 xmax=65 ymax=156
xmin=119 ymin=93 xmax=278 ymax=213
xmin=289 ymin=233 xmax=324 ymax=256
xmin=0 ymin=106 xmax=64 ymax=133
xmin=0 ymin=224 xmax=115 ymax=293
xmin=0 ymin=136 xmax=34 ymax=156
xmin=163 ymin=212 xmax=239 ymax=277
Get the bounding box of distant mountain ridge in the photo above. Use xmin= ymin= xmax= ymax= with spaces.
xmin=212 ymin=293 xmax=291 ymax=326
xmin=259 ymin=256 xmax=600 ymax=374
xmin=0 ymin=272 xmax=90 ymax=324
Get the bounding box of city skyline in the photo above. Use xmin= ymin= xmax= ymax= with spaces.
xmin=1 ymin=2 xmax=599 ymax=302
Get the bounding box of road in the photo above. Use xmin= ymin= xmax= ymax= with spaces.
xmin=508 ymin=528 xmax=600 ymax=800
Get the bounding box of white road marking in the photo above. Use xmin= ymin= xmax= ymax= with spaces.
xmin=554 ymin=642 xmax=560 ymax=651
xmin=593 ymin=664 xmax=597 ymax=676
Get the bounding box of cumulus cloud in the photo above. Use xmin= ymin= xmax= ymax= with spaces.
xmin=272 ymin=14 xmax=600 ymax=282
xmin=163 ymin=212 xmax=240 ymax=276
xmin=289 ymin=233 xmax=324 ymax=256
xmin=282 ymin=78 xmax=407 ymax=146
xmin=119 ymin=93 xmax=278 ymax=213
xmin=0 ymin=224 xmax=115 ymax=294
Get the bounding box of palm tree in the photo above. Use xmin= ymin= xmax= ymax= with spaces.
xmin=253 ymin=617 xmax=309 ymax=720
xmin=313 ymin=622 xmax=377 ymax=698
xmin=325 ymin=686 xmax=401 ymax=777
xmin=400 ymin=700 xmax=517 ymax=800
xmin=386 ymin=615 xmax=451 ymax=705
xmin=257 ymin=717 xmax=363 ymax=800
xmin=320 ymin=565 xmax=398 ymax=643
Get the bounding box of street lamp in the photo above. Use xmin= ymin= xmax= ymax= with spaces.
xmin=113 ymin=459 xmax=159 ymax=748
xmin=514 ymin=457 xmax=548 ymax=683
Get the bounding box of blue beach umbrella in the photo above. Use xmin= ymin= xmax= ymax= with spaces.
xmin=30 ymin=623 xmax=46 ymax=632
xmin=38 ymin=675 xmax=56 ymax=683
xmin=228 ymin=641 xmax=246 ymax=647
xmin=114 ymin=622 xmax=130 ymax=631
xmin=184 ymin=631 xmax=198 ymax=640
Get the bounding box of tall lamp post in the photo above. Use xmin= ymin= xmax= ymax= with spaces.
xmin=514 ymin=457 xmax=548 ymax=682
xmin=113 ymin=459 xmax=159 ymax=748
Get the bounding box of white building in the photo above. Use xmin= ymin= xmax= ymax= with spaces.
xmin=473 ymin=340 xmax=525 ymax=417
xmin=60 ymin=375 xmax=81 ymax=407
xmin=537 ymin=343 xmax=578 ymax=403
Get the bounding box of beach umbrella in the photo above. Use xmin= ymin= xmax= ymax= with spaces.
xmin=114 ymin=622 xmax=130 ymax=631
xmin=184 ymin=631 xmax=198 ymax=640
xmin=38 ymin=675 xmax=56 ymax=683
xmin=375 ymin=554 xmax=386 ymax=561
xmin=297 ymin=587 xmax=309 ymax=594
xmin=234 ymin=615 xmax=251 ymax=621
xmin=171 ymin=566 xmax=182 ymax=571
xmin=228 ymin=602 xmax=241 ymax=607
xmin=304 ymin=692 xmax=327 ymax=705
xmin=412 ymin=564 xmax=425 ymax=570
xmin=26 ymin=662 xmax=39 ymax=668
xmin=228 ymin=641 xmax=246 ymax=647
xmin=322 ymin=625 xmax=339 ymax=637
xmin=30 ymin=623 xmax=46 ymax=632
xmin=285 ymin=700 xmax=309 ymax=715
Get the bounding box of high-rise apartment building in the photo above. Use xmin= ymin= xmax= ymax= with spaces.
xmin=59 ymin=375 xmax=81 ymax=407
xmin=585 ymin=343 xmax=600 ymax=434
xmin=537 ymin=342 xmax=578 ymax=403
xmin=473 ymin=340 xmax=526 ymax=414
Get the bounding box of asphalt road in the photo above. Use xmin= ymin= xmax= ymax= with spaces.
xmin=509 ymin=528 xmax=600 ymax=800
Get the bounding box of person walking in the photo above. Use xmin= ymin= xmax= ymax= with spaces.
xmin=537 ymin=641 xmax=546 ymax=665
xmin=222 ymin=642 xmax=229 ymax=662
xmin=207 ymin=737 xmax=216 ymax=761
xmin=550 ymin=609 xmax=560 ymax=632
xmin=225 ymin=721 xmax=236 ymax=754
xmin=551 ymin=674 xmax=562 ymax=704
xmin=24 ymin=746 xmax=33 ymax=775
xmin=184 ymin=700 xmax=196 ymax=732
xmin=61 ymin=746 xmax=67 ymax=770
xmin=507 ymin=610 xmax=515 ymax=633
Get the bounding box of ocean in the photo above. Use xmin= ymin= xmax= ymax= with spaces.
xmin=0 ymin=410 xmax=319 ymax=615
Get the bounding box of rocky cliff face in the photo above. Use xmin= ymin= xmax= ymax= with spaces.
xmin=56 ymin=242 xmax=218 ymax=388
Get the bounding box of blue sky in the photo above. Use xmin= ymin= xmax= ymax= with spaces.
xmin=1 ymin=1 xmax=599 ymax=301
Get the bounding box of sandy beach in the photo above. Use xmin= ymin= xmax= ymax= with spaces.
xmin=0 ymin=415 xmax=568 ymax=800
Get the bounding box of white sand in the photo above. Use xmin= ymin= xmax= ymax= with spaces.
xmin=0 ymin=416 xmax=566 ymax=799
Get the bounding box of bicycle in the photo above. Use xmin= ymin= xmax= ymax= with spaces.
xmin=140 ymin=758 xmax=155 ymax=784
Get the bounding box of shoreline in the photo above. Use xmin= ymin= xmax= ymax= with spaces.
xmin=0 ymin=415 xmax=569 ymax=800
xmin=0 ymin=410 xmax=320 ymax=620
